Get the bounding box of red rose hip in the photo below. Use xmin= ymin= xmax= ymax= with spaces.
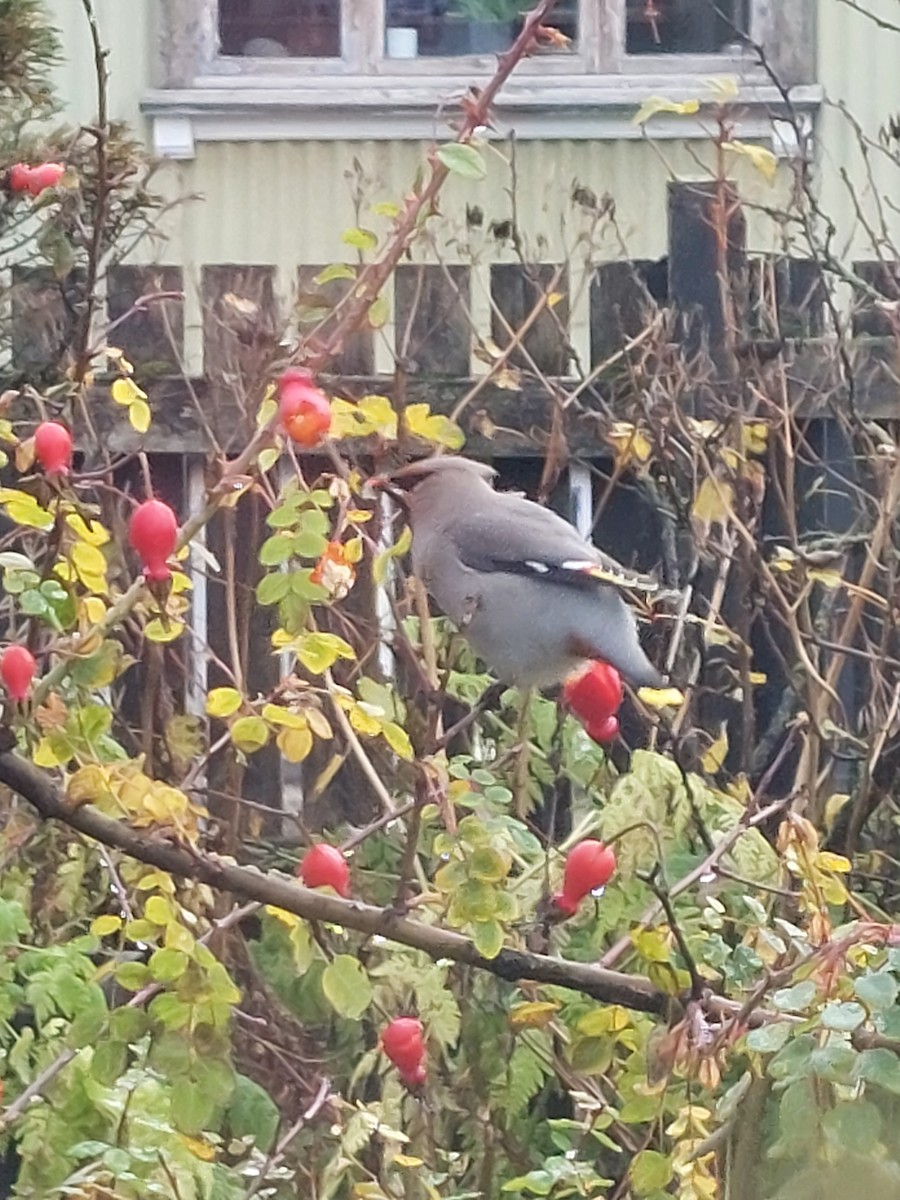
xmin=298 ymin=843 xmax=350 ymax=897
xmin=26 ymin=162 xmax=65 ymax=195
xmin=553 ymin=839 xmax=617 ymax=917
xmin=1 ymin=646 xmax=36 ymax=701
xmin=382 ymin=1017 xmax=426 ymax=1087
xmin=129 ymin=499 xmax=178 ymax=582
xmin=563 ymin=661 xmax=623 ymax=725
xmin=33 ymin=421 xmax=73 ymax=477
xmin=277 ymin=370 xmax=332 ymax=448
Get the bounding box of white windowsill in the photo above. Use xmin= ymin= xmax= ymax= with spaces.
xmin=142 ymin=76 xmax=823 ymax=158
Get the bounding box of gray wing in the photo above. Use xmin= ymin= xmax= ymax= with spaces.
xmin=447 ymin=492 xmax=658 ymax=593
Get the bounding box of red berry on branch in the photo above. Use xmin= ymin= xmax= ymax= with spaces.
xmin=382 ymin=1017 xmax=426 ymax=1087
xmin=7 ymin=164 xmax=31 ymax=193
xmin=553 ymin=839 xmax=617 ymax=917
xmin=277 ymin=370 xmax=332 ymax=448
xmin=586 ymin=714 xmax=619 ymax=744
xmin=129 ymin=499 xmax=178 ymax=582
xmin=33 ymin=421 xmax=73 ymax=478
xmin=298 ymin=843 xmax=350 ymax=897
xmin=562 ymin=660 xmax=623 ymax=729
xmin=1 ymin=646 xmax=36 ymax=702
xmin=25 ymin=162 xmax=65 ymax=196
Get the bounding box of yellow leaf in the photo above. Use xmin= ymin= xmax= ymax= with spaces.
xmin=373 ymin=524 xmax=412 ymax=585
xmin=265 ymin=905 xmax=301 ymax=928
xmin=357 ymin=393 xmax=399 ymax=439
xmin=276 ymin=725 xmax=314 ymax=763
xmin=742 ymin=422 xmax=768 ymax=455
xmin=145 ymin=895 xmax=174 ymax=925
xmin=706 ymin=75 xmax=740 ymax=101
xmin=808 ymin=567 xmax=842 ymax=589
xmin=257 ymin=446 xmax=281 ymax=474
xmin=307 ymin=709 xmax=333 ymax=739
xmin=633 ymin=95 xmax=701 ymax=125
xmin=206 ymin=687 xmax=244 ymax=719
xmin=262 ymin=703 xmax=309 ymax=730
xmin=66 ymin=512 xmax=110 ymax=546
xmin=722 ymin=139 xmax=778 ymax=184
xmin=111 ymin=377 xmax=147 ymax=406
xmin=404 ymin=403 xmax=465 ymax=451
xmin=637 ymin=686 xmax=685 ymax=710
xmin=815 ymin=850 xmax=852 ymax=874
xmin=382 ymin=720 xmax=413 ymax=761
xmin=606 ymin=422 xmax=653 ymax=472
xmin=6 ymin=498 xmax=54 ymax=530
xmin=179 ymin=1135 xmax=216 ymax=1162
xmin=701 ymin=729 xmax=729 ymax=774
xmin=144 ymin=618 xmax=184 ymax=643
xmin=824 ymin=793 xmax=851 ymax=834
xmin=692 ymin=477 xmax=735 ymax=532
xmin=68 ymin=764 xmax=112 ymax=806
xmin=128 ymin=397 xmax=151 ymax=433
xmin=71 ymin=540 xmax=107 ymax=581
xmin=749 ymin=671 xmax=767 ymax=685
xmin=91 ymin=914 xmax=123 ymax=937
xmin=547 ymin=292 xmax=564 ymax=309
xmin=348 ymin=703 xmax=382 ymax=737
xmin=509 ymin=1000 xmax=561 ymax=1029
xmin=392 ymin=1155 xmax=423 ymax=1169
xmin=33 ymin=736 xmax=71 ymax=768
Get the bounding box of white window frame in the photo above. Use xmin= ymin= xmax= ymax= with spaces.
xmin=145 ymin=0 xmax=819 ymax=154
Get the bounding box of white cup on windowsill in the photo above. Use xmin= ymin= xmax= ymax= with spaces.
xmin=386 ymin=26 xmax=418 ymax=58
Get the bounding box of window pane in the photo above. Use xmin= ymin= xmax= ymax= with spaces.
xmin=219 ymin=0 xmax=341 ymax=58
xmin=385 ymin=1 xmax=577 ymax=59
xmin=626 ymin=0 xmax=747 ymax=54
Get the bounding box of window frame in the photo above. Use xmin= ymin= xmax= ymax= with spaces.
xmin=148 ymin=0 xmax=818 ymax=152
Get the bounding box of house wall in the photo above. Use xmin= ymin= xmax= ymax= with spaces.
xmin=37 ymin=0 xmax=900 ymax=363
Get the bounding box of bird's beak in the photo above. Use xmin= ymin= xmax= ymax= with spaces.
xmin=367 ymin=474 xmax=406 ymax=505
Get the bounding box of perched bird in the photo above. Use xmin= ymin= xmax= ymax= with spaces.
xmin=374 ymin=456 xmax=664 ymax=690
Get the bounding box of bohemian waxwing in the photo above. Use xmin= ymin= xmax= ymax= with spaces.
xmin=376 ymin=456 xmax=664 ymax=690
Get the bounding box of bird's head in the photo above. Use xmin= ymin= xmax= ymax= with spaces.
xmin=369 ymin=455 xmax=496 ymax=510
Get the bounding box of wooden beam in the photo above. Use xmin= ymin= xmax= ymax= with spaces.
xmin=50 ymin=338 xmax=900 ymax=458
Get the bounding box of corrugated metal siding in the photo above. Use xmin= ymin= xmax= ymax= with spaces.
xmin=145 ymin=137 xmax=791 ymax=266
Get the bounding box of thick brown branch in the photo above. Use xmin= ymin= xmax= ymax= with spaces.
xmin=0 ymin=750 xmax=669 ymax=1016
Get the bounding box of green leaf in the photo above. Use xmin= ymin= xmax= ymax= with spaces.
xmin=230 ymin=716 xmax=270 ymax=754
xmin=171 ymin=1079 xmax=217 ymax=1136
xmin=368 ymin=295 xmax=390 ymax=329
xmin=630 ymin=1150 xmax=674 ymax=1196
xmin=436 ymin=142 xmax=488 ymax=181
xmin=468 ymin=846 xmax=509 ymax=884
xmin=472 ymin=920 xmax=504 ymax=960
xmin=227 ymin=1075 xmax=280 ymax=1153
xmin=745 ymin=1022 xmax=791 ymax=1054
xmin=569 ymin=1036 xmax=613 ymax=1075
xmin=772 ymin=980 xmax=817 ymax=1012
xmin=855 ymin=1047 xmax=900 ymax=1095
xmin=820 ymin=1001 xmax=866 ymax=1032
xmin=259 ymin=533 xmax=296 ymax=567
xmin=109 ymin=1007 xmax=150 ymax=1043
xmin=115 ymin=960 xmax=152 ymax=991
xmin=149 ymin=947 xmax=189 ymax=983
xmin=91 ymin=1039 xmax=128 ymax=1085
xmin=256 ymin=572 xmax=292 ymax=606
xmin=822 ymin=1100 xmax=883 ymax=1154
xmin=855 ymin=971 xmax=900 ymax=1011
xmin=322 ymin=954 xmax=372 ymax=1019
xmin=314 ymin=263 xmax=356 ymax=285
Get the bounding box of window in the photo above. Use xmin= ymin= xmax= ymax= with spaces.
xmin=149 ymin=0 xmax=816 ymax=150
